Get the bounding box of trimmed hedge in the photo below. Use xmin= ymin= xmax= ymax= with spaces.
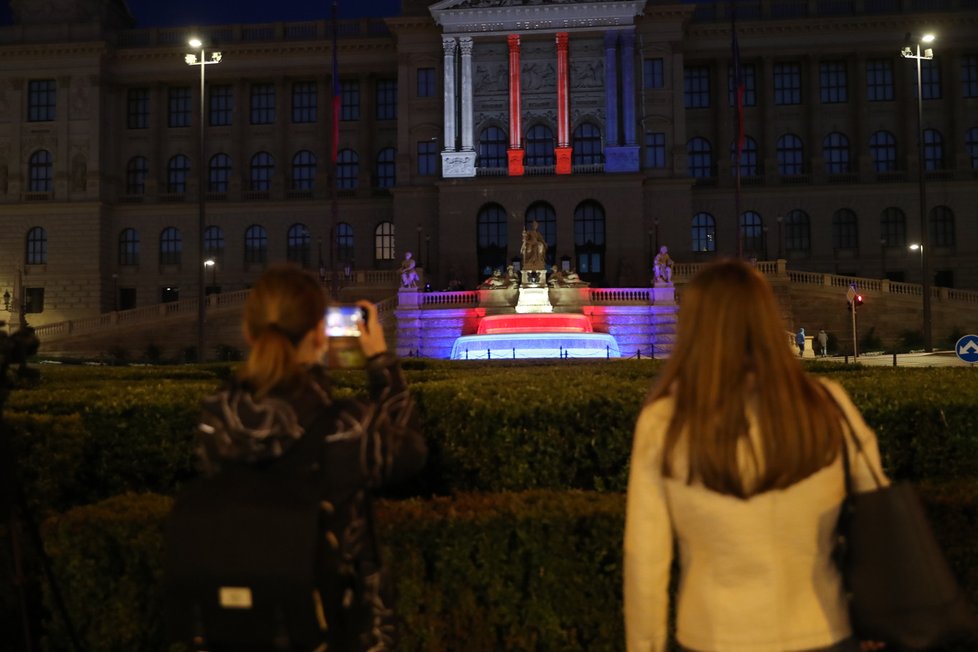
xmin=37 ymin=487 xmax=978 ymax=652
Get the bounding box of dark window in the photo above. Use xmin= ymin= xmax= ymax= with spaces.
xmin=728 ymin=63 xmax=756 ymax=107
xmin=919 ymin=58 xmax=941 ymax=100
xmin=525 ymin=202 xmax=556 ymax=267
xmin=740 ymin=211 xmax=765 ymax=258
xmin=823 ymin=132 xmax=850 ymax=174
xmin=168 ymin=87 xmax=191 ymax=127
xmin=29 ymin=150 xmax=53 ymax=192
xmin=643 ymin=58 xmax=665 ymax=89
xmin=692 ymin=212 xmax=716 ymax=252
xmin=866 ymin=59 xmax=894 ymax=101
xmin=574 ymin=200 xmax=605 ymax=280
xmin=249 ymin=152 xmax=274 ymax=191
xmin=832 ymin=209 xmax=858 ymax=250
xmin=250 ymin=83 xmax=276 ymax=124
xmin=244 ymin=225 xmax=268 ymax=264
xmin=880 ymin=207 xmax=906 ymax=247
xmin=478 ymin=127 xmax=508 ymax=168
xmin=967 ymin=127 xmax=978 ymax=169
xmin=209 ymin=85 xmax=233 ymax=126
xmin=731 ymin=135 xmax=758 ymax=177
xmin=28 ymin=80 xmax=56 ymax=122
xmin=336 ymin=149 xmax=359 ymax=189
xmin=375 ymin=147 xmax=396 ymax=188
xmin=23 ymin=288 xmax=44 ymax=314
xmin=869 ymin=131 xmax=897 ymax=172
xmin=336 ymin=222 xmax=354 ymax=264
xmin=203 ymin=225 xmax=224 ymax=263
xmin=684 ymin=65 xmax=711 ymax=108
xmin=126 ymin=156 xmax=148 ymax=194
xmin=119 ymin=287 xmax=137 ymax=311
xmin=686 ymin=137 xmax=713 ymax=178
xmin=160 ymin=286 xmax=179 ymax=303
xmin=525 ymin=124 xmax=555 ymax=166
xmin=287 ymin=223 xmax=312 ymax=266
xmin=819 ymin=61 xmax=848 ymax=103
xmin=774 ymin=62 xmax=801 ymax=105
xmin=417 ymin=140 xmax=438 ymax=176
xmin=784 ymin=209 xmax=811 ymax=253
xmin=208 ymin=153 xmax=232 ymax=193
xmin=776 ymin=133 xmax=804 ymax=175
xmin=160 ymin=227 xmax=182 ymax=265
xmin=962 ymin=55 xmax=978 ymax=98
xmin=119 ymin=228 xmax=140 ymax=266
xmin=476 ymin=204 xmax=507 ymax=276
xmin=291 ymin=81 xmax=317 ymax=123
xmin=375 ymin=79 xmax=397 ymax=121
xmin=929 ymin=206 xmax=955 ymax=248
xmin=417 ymin=67 xmax=436 ymax=97
xmin=291 ymin=150 xmax=317 ymax=191
xmin=127 ymin=88 xmax=149 ymax=129
xmin=26 ymin=227 xmax=47 ymax=265
xmin=923 ymin=129 xmax=943 ymax=170
xmin=644 ymin=132 xmax=666 ymax=169
xmin=340 ymin=80 xmax=359 ymax=121
xmin=167 ymin=154 xmax=190 ymax=193
xmin=374 ymin=222 xmax=395 ymax=261
xmin=572 ymin=122 xmax=603 ymax=165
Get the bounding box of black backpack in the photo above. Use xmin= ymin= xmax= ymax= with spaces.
xmin=164 ymin=412 xmax=339 ymax=651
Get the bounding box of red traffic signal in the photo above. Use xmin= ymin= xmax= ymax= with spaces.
xmin=854 ymin=294 xmax=864 ymax=307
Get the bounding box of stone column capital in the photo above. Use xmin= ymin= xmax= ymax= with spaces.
xmin=459 ymin=36 xmax=473 ymax=56
xmin=508 ymin=34 xmax=520 ymax=51
xmin=555 ymin=32 xmax=569 ymax=52
xmin=442 ymin=36 xmax=458 ymax=55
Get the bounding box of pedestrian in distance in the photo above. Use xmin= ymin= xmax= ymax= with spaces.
xmin=624 ymin=259 xmax=888 ymax=652
xmin=818 ymin=329 xmax=829 ymax=357
xmin=796 ymin=327 xmax=806 ymax=357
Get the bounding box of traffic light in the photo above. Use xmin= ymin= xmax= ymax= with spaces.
xmin=854 ymin=294 xmax=864 ymax=308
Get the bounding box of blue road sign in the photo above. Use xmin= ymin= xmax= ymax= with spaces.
xmin=955 ymin=334 xmax=978 ymax=364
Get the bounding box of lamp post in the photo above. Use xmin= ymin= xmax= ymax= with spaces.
xmin=185 ymin=37 xmax=222 ymax=362
xmin=909 ymin=243 xmax=924 ymax=282
xmin=901 ymin=33 xmax=934 ymax=351
xmin=204 ymin=259 xmax=216 ymax=293
xmin=776 ymin=215 xmax=784 ymax=259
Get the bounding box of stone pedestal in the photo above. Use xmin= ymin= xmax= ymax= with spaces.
xmin=651 ymin=283 xmax=675 ymax=304
xmin=442 ymin=151 xmax=477 ymax=178
xmin=507 ymin=148 xmax=525 ymax=176
xmin=515 ymin=287 xmax=553 ymax=313
xmin=605 ymin=145 xmax=640 ymax=173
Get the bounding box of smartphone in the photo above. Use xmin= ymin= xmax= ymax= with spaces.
xmin=324 ymin=305 xmax=368 ymax=368
xmin=325 ymin=305 xmax=366 ymax=337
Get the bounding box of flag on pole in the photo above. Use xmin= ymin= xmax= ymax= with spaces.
xmin=330 ymin=1 xmax=340 ymax=166
xmin=731 ymin=9 xmax=746 ymax=162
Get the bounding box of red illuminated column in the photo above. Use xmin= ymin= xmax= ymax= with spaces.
xmin=555 ymin=32 xmax=572 ymax=174
xmin=507 ymin=34 xmax=524 ymax=176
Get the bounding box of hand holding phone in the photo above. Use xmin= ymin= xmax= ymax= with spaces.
xmin=323 ymin=301 xmax=386 ymax=368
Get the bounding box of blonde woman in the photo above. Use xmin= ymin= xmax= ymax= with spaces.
xmin=624 ymin=260 xmax=886 ymax=652
xmin=196 ymin=265 xmax=426 ymax=651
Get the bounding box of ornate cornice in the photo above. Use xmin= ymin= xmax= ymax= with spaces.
xmin=430 ymin=0 xmax=647 ymax=36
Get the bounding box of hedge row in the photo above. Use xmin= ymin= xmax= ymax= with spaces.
xmin=35 ymin=486 xmax=978 ymax=652
xmin=7 ymin=364 xmax=978 ymax=515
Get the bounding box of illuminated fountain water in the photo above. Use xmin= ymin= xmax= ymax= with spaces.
xmin=450 ymin=312 xmax=621 ymax=359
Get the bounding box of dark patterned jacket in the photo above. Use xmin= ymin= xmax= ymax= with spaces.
xmin=196 ymin=352 xmax=426 ymax=651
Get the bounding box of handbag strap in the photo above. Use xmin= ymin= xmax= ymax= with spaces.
xmin=823 ymin=383 xmax=886 ymax=496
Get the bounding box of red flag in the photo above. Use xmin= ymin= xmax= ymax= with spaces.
xmin=330 ymin=1 xmax=340 ymax=166
xmin=731 ymin=10 xmax=746 ymax=161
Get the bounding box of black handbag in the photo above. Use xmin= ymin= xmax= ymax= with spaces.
xmin=835 ymin=415 xmax=977 ymax=650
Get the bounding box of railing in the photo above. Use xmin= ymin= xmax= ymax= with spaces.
xmin=589 ymin=288 xmax=653 ymax=303
xmin=421 ymin=291 xmax=479 ymax=307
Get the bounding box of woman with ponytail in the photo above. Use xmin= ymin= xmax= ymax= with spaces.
xmin=195 ymin=265 xmax=426 ymax=651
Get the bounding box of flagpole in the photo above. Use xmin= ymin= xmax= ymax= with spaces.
xmin=329 ymin=0 xmax=340 ymax=299
xmin=731 ymin=3 xmax=745 ymax=259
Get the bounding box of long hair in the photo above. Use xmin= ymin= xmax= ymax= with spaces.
xmin=239 ymin=265 xmax=326 ymax=398
xmin=647 ymin=259 xmax=842 ymax=498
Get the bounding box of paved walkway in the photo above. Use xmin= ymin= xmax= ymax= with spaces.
xmin=820 ymin=351 xmax=976 ymax=367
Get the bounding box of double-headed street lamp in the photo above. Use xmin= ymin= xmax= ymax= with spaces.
xmin=185 ymin=38 xmax=222 ymax=362
xmin=900 ymin=32 xmax=934 ymax=352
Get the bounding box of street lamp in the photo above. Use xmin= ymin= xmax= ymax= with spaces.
xmin=186 ymin=37 xmax=222 ymax=362
xmin=901 ymin=32 xmax=934 ymax=351
xmin=204 ymin=259 xmax=217 ymax=293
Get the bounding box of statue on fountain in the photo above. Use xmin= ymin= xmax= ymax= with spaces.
xmin=521 ymin=221 xmax=548 ymax=271
xmin=547 ymin=264 xmax=589 ymax=288
xmin=399 ymin=251 xmax=420 ymax=289
xmin=652 ymin=245 xmax=674 ymax=285
xmin=479 ymin=268 xmax=510 ymax=289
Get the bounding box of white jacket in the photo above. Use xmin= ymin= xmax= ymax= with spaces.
xmin=624 ymin=379 xmax=886 ymax=652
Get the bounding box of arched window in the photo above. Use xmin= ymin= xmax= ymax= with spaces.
xmin=291 ymin=150 xmax=317 ymax=191
xmin=525 ymin=201 xmax=556 ymax=267
xmin=692 ymin=213 xmax=716 ymax=252
xmin=832 ymin=209 xmax=858 ymax=250
xmin=374 ymin=222 xmax=395 ymax=262
xmin=776 ymin=133 xmax=804 ymax=175
xmin=287 ymin=223 xmax=312 ymax=266
xmin=880 ymin=207 xmax=906 ymax=248
xmin=869 ymin=131 xmax=897 ymax=173
xmin=572 ymin=122 xmax=603 ymax=165
xmin=244 ymin=224 xmax=268 ymax=265
xmin=525 ymin=124 xmax=555 ymax=166
xmin=126 ymin=156 xmax=148 ymax=195
xmin=208 ymin=153 xmax=231 ymax=193
xmin=730 ymin=135 xmax=758 ymax=177
xmin=966 ymin=127 xmax=978 ymax=169
xmin=923 ymin=129 xmax=943 ymax=170
xmin=478 ymin=126 xmax=508 ymax=168
xmin=823 ymin=132 xmax=850 ymax=174
xmin=686 ymin=137 xmax=713 ymax=178
xmin=574 ymin=200 xmax=605 ymax=281
xmin=249 ymin=152 xmax=274 ymax=191
xmin=740 ymin=211 xmax=765 ymax=258
xmin=476 ymin=203 xmax=507 ymax=276
xmin=119 ymin=228 xmax=140 ymax=266
xmin=167 ymin=154 xmax=191 ymax=193
xmin=336 ymin=222 xmax=354 ymax=264
xmin=929 ymin=206 xmax=955 ymax=248
xmin=29 ymin=150 xmax=53 ymax=192
xmin=375 ymin=147 xmax=396 ymax=188
xmin=337 ymin=149 xmax=359 ymax=189
xmin=160 ymin=227 xmax=182 ymax=265
xmin=784 ymin=209 xmax=811 ymax=253
xmin=204 ymin=225 xmax=224 ymax=265
xmin=26 ymin=227 xmax=47 ymax=265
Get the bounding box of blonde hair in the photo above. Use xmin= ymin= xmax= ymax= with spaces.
xmin=647 ymin=259 xmax=842 ymax=498
xmin=239 ymin=265 xmax=326 ymax=398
